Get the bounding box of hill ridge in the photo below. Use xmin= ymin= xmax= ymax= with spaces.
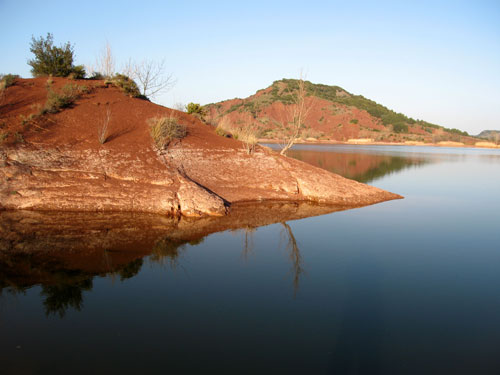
xmin=206 ymin=79 xmax=476 ymax=144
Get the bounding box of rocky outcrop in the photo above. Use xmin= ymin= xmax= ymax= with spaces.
xmin=0 ymin=146 xmax=227 ymax=216
xmin=0 ymin=143 xmax=401 ymax=216
xmin=166 ymin=146 xmax=401 ymax=206
xmin=0 ymin=77 xmax=402 ymax=216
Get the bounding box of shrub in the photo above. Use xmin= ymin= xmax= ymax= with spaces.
xmin=392 ymin=122 xmax=409 ymax=133
xmin=186 ymin=102 xmax=206 ymax=119
xmin=45 ymin=77 xmax=54 ymax=88
xmin=42 ymin=84 xmax=80 ymax=114
xmin=28 ymin=33 xmax=84 ymax=78
xmin=238 ymin=126 xmax=258 ymax=154
xmin=0 ymin=74 xmax=20 ymax=88
xmin=111 ymin=74 xmax=142 ymax=98
xmin=98 ymin=108 xmax=111 ymax=144
xmin=448 ymin=128 xmax=469 ymax=136
xmin=148 ymin=115 xmax=187 ymax=150
xmin=349 ymin=119 xmax=359 ymax=124
xmin=0 ymin=131 xmax=9 ymax=143
xmin=216 ymin=117 xmax=258 ymax=154
xmin=215 ymin=117 xmax=232 ymax=137
xmin=14 ymin=132 xmax=25 ymax=143
xmin=215 ymin=127 xmax=229 ymax=137
xmin=88 ymin=71 xmax=105 ymax=80
xmin=20 ymin=113 xmax=37 ymax=126
xmin=68 ymin=65 xmax=86 ymax=80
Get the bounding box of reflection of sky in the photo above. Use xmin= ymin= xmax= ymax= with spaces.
xmin=268 ymin=143 xmax=500 ymax=158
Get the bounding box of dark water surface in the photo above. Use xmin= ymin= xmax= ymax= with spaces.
xmin=1 ymin=145 xmax=500 ymax=374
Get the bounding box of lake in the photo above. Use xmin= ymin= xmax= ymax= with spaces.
xmin=1 ymin=144 xmax=499 ymax=374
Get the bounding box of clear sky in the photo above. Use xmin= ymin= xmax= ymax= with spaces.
xmin=1 ymin=0 xmax=499 ymax=134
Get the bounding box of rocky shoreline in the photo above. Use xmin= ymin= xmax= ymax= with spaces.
xmin=0 ymin=78 xmax=402 ymax=216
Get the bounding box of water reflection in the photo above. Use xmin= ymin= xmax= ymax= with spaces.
xmin=240 ymin=227 xmax=256 ymax=261
xmin=287 ymin=147 xmax=429 ymax=182
xmin=237 ymin=222 xmax=305 ymax=296
xmin=281 ymin=222 xmax=304 ymax=297
xmin=0 ymin=202 xmax=343 ymax=317
xmin=41 ymin=277 xmax=93 ymax=318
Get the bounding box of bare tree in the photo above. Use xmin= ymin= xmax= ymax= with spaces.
xmin=130 ymin=59 xmax=176 ymax=99
xmin=96 ymin=42 xmax=115 ymax=78
xmin=121 ymin=58 xmax=134 ymax=78
xmin=280 ymin=73 xmax=311 ymax=155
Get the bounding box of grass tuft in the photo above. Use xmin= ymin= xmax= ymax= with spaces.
xmin=41 ymin=84 xmax=81 ymax=114
xmin=216 ymin=117 xmax=258 ymax=154
xmin=148 ymin=115 xmax=187 ymax=150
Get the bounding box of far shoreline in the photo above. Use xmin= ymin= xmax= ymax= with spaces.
xmin=259 ymin=139 xmax=500 ymax=150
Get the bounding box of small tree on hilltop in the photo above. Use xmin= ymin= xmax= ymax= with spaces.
xmin=122 ymin=57 xmax=175 ymax=99
xmin=133 ymin=59 xmax=175 ymax=99
xmin=28 ymin=33 xmax=85 ymax=78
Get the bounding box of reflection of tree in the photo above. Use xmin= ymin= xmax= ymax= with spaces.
xmin=150 ymin=238 xmax=187 ymax=268
xmin=289 ymin=149 xmax=429 ymax=183
xmin=241 ymin=227 xmax=256 ymax=261
xmin=118 ymin=258 xmax=143 ymax=281
xmin=41 ymin=277 xmax=93 ymax=318
xmin=238 ymin=223 xmax=304 ymax=296
xmin=0 ymin=253 xmax=147 ymax=318
xmin=0 ymin=281 xmax=28 ymax=298
xmin=281 ymin=222 xmax=305 ymax=297
xmin=355 ymin=157 xmax=426 ymax=183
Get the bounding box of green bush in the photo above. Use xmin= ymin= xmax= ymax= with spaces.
xmin=0 ymin=74 xmax=20 ymax=88
xmin=28 ymin=33 xmax=84 ymax=78
xmin=68 ymin=65 xmax=86 ymax=80
xmin=186 ymin=103 xmax=206 ymax=119
xmin=148 ymin=116 xmax=187 ymax=149
xmin=89 ymin=71 xmax=105 ymax=80
xmin=42 ymin=84 xmax=80 ymax=114
xmin=349 ymin=119 xmax=358 ymax=124
xmin=111 ymin=74 xmax=142 ymax=98
xmin=448 ymin=128 xmax=469 ymax=136
xmin=392 ymin=122 xmax=409 ymax=133
xmin=0 ymin=131 xmax=9 ymax=143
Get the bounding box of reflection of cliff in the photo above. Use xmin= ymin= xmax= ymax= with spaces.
xmin=0 ymin=203 xmax=344 ymax=316
xmin=288 ymin=149 xmax=428 ymax=183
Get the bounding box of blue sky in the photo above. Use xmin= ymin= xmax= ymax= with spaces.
xmin=1 ymin=0 xmax=499 ymax=134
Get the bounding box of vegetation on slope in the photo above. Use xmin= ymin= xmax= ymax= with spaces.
xmin=208 ymin=79 xmax=470 ymax=138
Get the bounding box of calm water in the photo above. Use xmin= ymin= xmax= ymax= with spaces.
xmin=1 ymin=144 xmax=500 ymax=374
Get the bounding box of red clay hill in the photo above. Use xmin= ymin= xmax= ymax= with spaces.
xmin=0 ymin=77 xmax=401 ymax=216
xmin=206 ymin=79 xmax=478 ymax=145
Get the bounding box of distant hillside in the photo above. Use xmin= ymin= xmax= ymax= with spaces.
xmin=476 ymin=130 xmax=500 ymax=141
xmin=206 ymin=79 xmax=478 ymax=145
